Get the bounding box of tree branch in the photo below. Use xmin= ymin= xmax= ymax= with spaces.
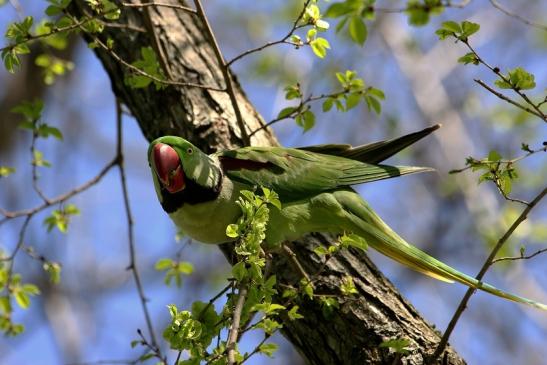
xmin=430 ymin=186 xmax=547 ymax=361
xmin=227 ymin=282 xmax=248 ymax=365
xmin=115 ymin=99 xmax=162 ymax=359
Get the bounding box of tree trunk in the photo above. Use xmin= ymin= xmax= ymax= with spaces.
xmin=70 ymin=2 xmax=465 ymax=364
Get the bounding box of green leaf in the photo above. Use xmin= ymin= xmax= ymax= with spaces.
xmin=306 ymin=28 xmax=317 ymax=42
xmin=313 ymin=246 xmax=329 ymax=256
xmin=287 ymin=305 xmax=304 ymax=321
xmin=282 ymin=287 xmax=298 ymax=299
xmin=102 ymin=0 xmax=121 ymax=20
xmin=461 ymin=21 xmax=480 ymax=38
xmin=319 ymin=296 xmax=339 ymax=319
xmin=509 ymin=67 xmax=535 ymax=90
xmin=45 ymin=5 xmax=63 ymax=16
xmin=299 ymin=110 xmax=315 ymax=132
xmin=284 ymin=84 xmax=301 ymax=100
xmin=125 ymin=47 xmax=165 ymax=90
xmin=37 ymin=124 xmax=64 ymax=140
xmin=277 ymin=106 xmax=297 ymax=119
xmin=457 ymin=52 xmax=479 ymax=65
xmin=322 ymin=98 xmax=333 ymax=112
xmin=340 ymin=233 xmax=368 ymax=251
xmin=305 ymin=4 xmax=320 ymax=21
xmin=5 ymin=16 xmax=34 ymax=41
xmin=488 ymin=150 xmax=501 ymax=162
xmin=315 ymin=19 xmax=330 ymax=32
xmin=300 ymin=278 xmax=313 ymax=299
xmin=226 ymin=224 xmax=240 ymax=238
xmin=406 ymin=8 xmax=429 ymax=26
xmin=43 ymin=262 xmax=61 ymax=284
xmin=348 ymin=16 xmax=367 ymax=45
xmin=0 ymin=166 xmax=15 ymax=177
xmin=32 ymin=149 xmax=51 ymax=168
xmin=232 ymin=261 xmax=246 ymax=282
xmin=290 ymin=34 xmax=302 ymax=45
xmin=14 ymin=292 xmax=30 ymax=309
xmin=368 ymin=87 xmax=385 ymax=100
xmin=345 ymin=93 xmax=361 ymax=110
xmin=2 ymin=49 xmax=20 ymax=73
xmin=43 ymin=205 xmax=79 ymax=233
xmin=340 ymin=275 xmax=358 ymax=295
xmin=177 ymin=262 xmax=194 ymax=275
xmin=365 ymin=95 xmax=382 ymax=115
xmin=155 ymin=258 xmax=173 ymax=271
xmin=256 ymin=318 xmax=282 ymax=335
xmin=379 ymin=338 xmax=411 ymax=355
xmin=22 ymin=284 xmax=40 ymax=295
xmin=494 ymin=67 xmax=536 ymax=90
xmin=258 ymin=342 xmax=278 ymax=357
xmin=325 ymin=2 xmax=352 ymax=18
xmin=11 ymin=99 xmax=43 ymax=121
xmin=500 ymin=175 xmax=512 ymax=195
xmin=310 ymin=37 xmax=330 ymax=59
xmin=440 ymin=21 xmax=462 ymax=34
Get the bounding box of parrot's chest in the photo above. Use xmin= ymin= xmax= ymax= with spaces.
xmin=169 ymin=178 xmax=243 ymax=244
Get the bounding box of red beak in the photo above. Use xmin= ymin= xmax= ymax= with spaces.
xmin=152 ymin=143 xmax=185 ymax=193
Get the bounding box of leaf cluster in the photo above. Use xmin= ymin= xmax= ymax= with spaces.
xmin=0 ymin=258 xmax=40 ymax=336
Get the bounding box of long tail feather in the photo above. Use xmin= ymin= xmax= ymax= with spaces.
xmin=339 ymin=192 xmax=547 ymax=311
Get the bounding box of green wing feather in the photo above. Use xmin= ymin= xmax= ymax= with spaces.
xmin=298 ymin=124 xmax=440 ymax=164
xmin=217 ymin=146 xmax=432 ymax=201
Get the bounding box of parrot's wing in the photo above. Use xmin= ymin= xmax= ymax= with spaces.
xmin=298 ymin=124 xmax=440 ymax=164
xmin=217 ymin=146 xmax=432 ymax=201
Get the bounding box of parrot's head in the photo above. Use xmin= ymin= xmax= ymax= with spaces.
xmin=148 ymin=136 xmax=222 ymax=211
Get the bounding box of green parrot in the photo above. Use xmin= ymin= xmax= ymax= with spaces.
xmin=148 ymin=125 xmax=546 ymax=311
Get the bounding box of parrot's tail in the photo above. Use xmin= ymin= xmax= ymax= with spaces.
xmin=341 ymin=193 xmax=547 ymax=311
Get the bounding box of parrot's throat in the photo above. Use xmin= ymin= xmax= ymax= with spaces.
xmin=159 ymin=172 xmax=223 ymax=213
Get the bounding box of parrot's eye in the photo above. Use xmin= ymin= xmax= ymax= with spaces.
xmin=187 ymin=147 xmax=193 ymax=155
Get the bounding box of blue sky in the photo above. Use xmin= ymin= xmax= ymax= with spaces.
xmin=1 ymin=1 xmax=546 ymax=364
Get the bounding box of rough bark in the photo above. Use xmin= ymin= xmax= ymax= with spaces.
xmin=70 ymin=2 xmax=466 ymax=364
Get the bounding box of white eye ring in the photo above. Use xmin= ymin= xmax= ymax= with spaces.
xmin=187 ymin=148 xmax=193 ymax=154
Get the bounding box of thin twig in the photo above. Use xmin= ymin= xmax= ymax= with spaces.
xmin=173 ymin=282 xmax=233 ymax=362
xmin=248 ymin=89 xmax=347 ymax=138
xmin=463 ymin=40 xmax=546 ymax=121
xmin=492 ymin=175 xmax=529 ymax=206
xmin=240 ymin=334 xmax=272 ymax=364
xmin=226 ymin=0 xmax=312 ymax=66
xmin=0 ymin=158 xmax=118 ymax=225
xmin=372 ymin=0 xmax=470 ymax=13
xmin=282 ymin=244 xmax=313 ymax=288
xmin=488 ymin=0 xmax=547 ymax=31
xmin=115 ymin=100 xmax=161 ymax=358
xmin=226 ymin=282 xmax=248 ymax=365
xmin=121 ymin=2 xmax=196 ymax=14
xmin=0 ymin=17 xmax=89 ymax=53
xmin=492 ymin=247 xmax=547 ymax=264
xmin=100 ymin=21 xmax=146 ymax=33
xmin=474 ymin=79 xmax=544 ymax=120
xmin=193 ymin=0 xmax=249 ymax=145
xmin=430 ymin=186 xmax=547 ymax=362
xmin=449 ymin=145 xmax=546 ymax=174
xmin=65 ymin=359 xmax=139 ymax=365
xmin=4 ymin=215 xmax=31 ymax=288
xmin=198 ymin=282 xmax=233 ymax=320
xmin=30 ymin=133 xmax=51 ymax=204
xmin=136 ymin=329 xmax=164 ymax=363
xmin=84 ymin=31 xmax=225 ymax=91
